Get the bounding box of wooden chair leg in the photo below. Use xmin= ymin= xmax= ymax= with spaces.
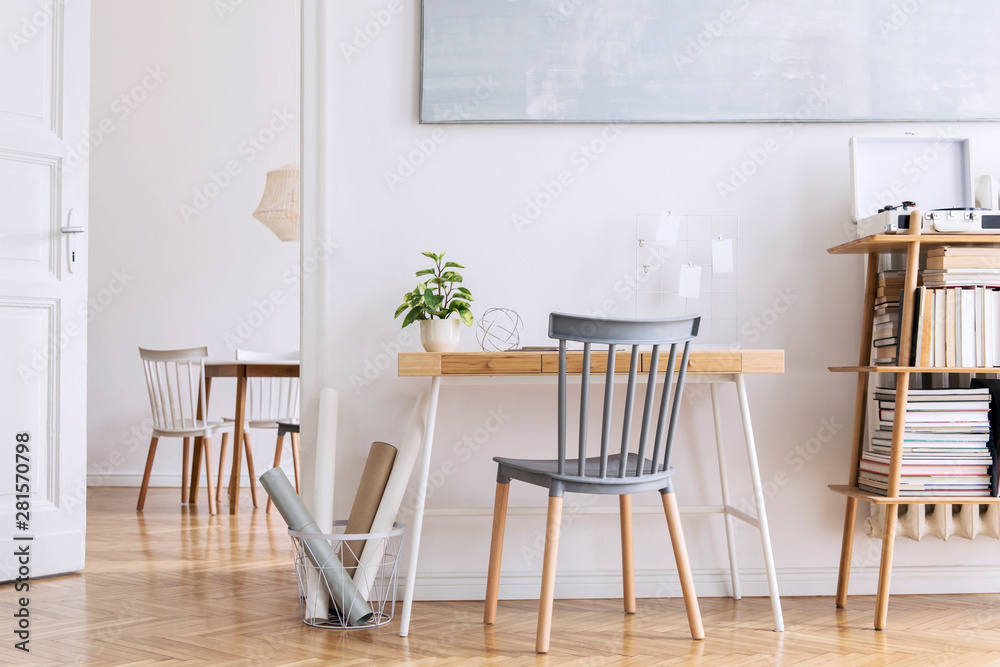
xmin=484 ymin=482 xmax=510 ymax=624
xmin=291 ymin=432 xmax=301 ymax=493
xmin=620 ymin=494 xmax=636 ymax=614
xmin=189 ymin=437 xmax=202 ymax=505
xmin=243 ymin=432 xmax=259 ymax=508
xmin=136 ymin=437 xmax=159 ymax=512
xmin=536 ymin=495 xmax=563 ymax=654
xmin=265 ymin=433 xmax=285 ymax=515
xmin=203 ymin=436 xmax=217 ymax=516
xmin=661 ymin=490 xmax=704 ymax=640
xmin=181 ymin=438 xmax=190 ymax=504
xmin=216 ymin=432 xmax=229 ymax=504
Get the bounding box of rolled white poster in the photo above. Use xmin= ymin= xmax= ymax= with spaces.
xmin=306 ymin=388 xmax=339 ymax=620
xmin=260 ymin=467 xmax=373 ymax=626
xmin=353 ymin=392 xmax=428 ymax=599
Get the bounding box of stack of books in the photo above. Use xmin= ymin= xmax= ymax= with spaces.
xmin=873 ymin=270 xmax=904 ymax=365
xmin=908 ymin=285 xmax=1000 ymax=367
xmin=873 ymin=249 xmax=1000 ymax=367
xmin=859 ymin=387 xmax=993 ymax=497
xmin=924 ymin=246 xmax=1000 ymax=286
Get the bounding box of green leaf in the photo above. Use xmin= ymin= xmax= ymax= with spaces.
xmin=421 ymin=251 xmax=441 ymax=262
xmin=423 ymin=289 xmax=443 ymax=307
xmin=441 ymin=272 xmax=463 ymax=283
xmin=394 ymin=303 xmax=408 ymax=319
xmin=455 ymin=287 xmax=473 ymax=299
xmin=443 ymin=261 xmax=465 ymax=269
xmin=454 ymin=304 xmax=474 ymax=326
xmin=402 ymin=307 xmax=423 ymax=327
xmin=415 ymin=268 xmax=435 ymax=277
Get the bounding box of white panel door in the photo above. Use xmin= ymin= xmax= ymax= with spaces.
xmin=0 ymin=0 xmax=89 ymax=579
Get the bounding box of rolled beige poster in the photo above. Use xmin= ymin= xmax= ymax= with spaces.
xmin=342 ymin=442 xmax=397 ymax=571
xmin=260 ymin=467 xmax=373 ymax=626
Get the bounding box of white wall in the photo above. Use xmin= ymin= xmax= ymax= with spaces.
xmin=87 ymin=1 xmax=300 ymax=488
xmin=301 ymin=2 xmax=1000 ymax=600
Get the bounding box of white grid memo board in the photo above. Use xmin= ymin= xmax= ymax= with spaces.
xmin=635 ymin=214 xmax=739 ymax=346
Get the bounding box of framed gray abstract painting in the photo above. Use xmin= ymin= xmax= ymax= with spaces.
xmin=420 ymin=0 xmax=1000 ymax=123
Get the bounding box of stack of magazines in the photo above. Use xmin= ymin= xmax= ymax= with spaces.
xmin=860 ymin=387 xmax=993 ymax=497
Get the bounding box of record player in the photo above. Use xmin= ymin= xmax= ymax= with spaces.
xmin=850 ymin=135 xmax=1000 ymax=236
xmin=872 ymin=203 xmax=1000 ymax=234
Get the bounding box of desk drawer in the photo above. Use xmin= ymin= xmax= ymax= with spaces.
xmin=541 ymin=351 xmax=637 ymax=374
xmin=441 ymin=353 xmax=541 ymax=375
xmin=641 ymin=350 xmax=741 ymax=374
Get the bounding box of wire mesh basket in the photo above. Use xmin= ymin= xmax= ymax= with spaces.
xmin=289 ymin=520 xmax=404 ymax=629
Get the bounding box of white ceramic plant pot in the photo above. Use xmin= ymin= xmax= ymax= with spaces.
xmin=419 ymin=319 xmax=461 ymax=352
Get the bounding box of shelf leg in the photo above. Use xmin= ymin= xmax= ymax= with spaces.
xmin=835 ymin=496 xmax=857 ymax=608
xmin=837 ymin=251 xmax=879 ymax=609
xmin=874 ymin=504 xmax=898 ymax=630
xmin=874 ymin=366 xmax=912 ymax=630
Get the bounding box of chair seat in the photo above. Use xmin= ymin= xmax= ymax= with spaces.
xmin=494 ymin=453 xmax=675 ymax=496
xmin=221 ymin=416 xmax=294 ymax=430
xmin=151 ymin=420 xmax=235 ymax=438
xmin=276 ymin=419 xmax=299 ymax=437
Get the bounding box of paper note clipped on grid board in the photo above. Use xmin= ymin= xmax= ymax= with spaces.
xmin=655 ymin=214 xmax=679 ymax=248
xmin=712 ymin=238 xmax=734 ymax=273
xmin=679 ymin=265 xmax=702 ymax=300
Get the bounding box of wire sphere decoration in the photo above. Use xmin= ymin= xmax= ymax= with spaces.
xmin=476 ymin=308 xmax=524 ymax=352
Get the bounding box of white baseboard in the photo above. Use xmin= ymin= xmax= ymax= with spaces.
xmin=410 ymin=564 xmax=1000 ymax=601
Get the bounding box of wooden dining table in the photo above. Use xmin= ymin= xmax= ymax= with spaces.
xmin=187 ymin=359 xmax=300 ymax=515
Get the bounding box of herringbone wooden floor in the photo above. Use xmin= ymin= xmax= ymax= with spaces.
xmin=7 ymin=487 xmax=1000 ymax=665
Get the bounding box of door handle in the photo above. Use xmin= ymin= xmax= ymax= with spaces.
xmin=61 ymin=209 xmax=85 ymax=273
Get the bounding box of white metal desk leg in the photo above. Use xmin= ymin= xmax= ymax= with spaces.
xmin=710 ymin=382 xmax=741 ymax=601
xmin=735 ymin=374 xmax=784 ymax=632
xmin=399 ymin=376 xmax=442 ymax=637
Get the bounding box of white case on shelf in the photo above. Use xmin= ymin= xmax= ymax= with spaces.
xmin=850 ymin=135 xmax=975 ymax=235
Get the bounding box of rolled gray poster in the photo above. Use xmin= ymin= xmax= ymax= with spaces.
xmin=260 ymin=467 xmax=373 ymax=626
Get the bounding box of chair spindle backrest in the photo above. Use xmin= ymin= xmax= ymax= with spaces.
xmin=236 ymin=349 xmax=300 ymax=422
xmin=549 ymin=313 xmax=700 ymax=480
xmin=139 ymin=347 xmax=210 ymax=432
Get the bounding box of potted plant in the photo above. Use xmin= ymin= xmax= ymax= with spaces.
xmin=394 ymin=251 xmax=474 ymax=352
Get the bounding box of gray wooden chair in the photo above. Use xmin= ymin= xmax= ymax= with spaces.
xmin=264 ymin=419 xmax=300 ymax=515
xmin=483 ymin=312 xmax=704 ymax=653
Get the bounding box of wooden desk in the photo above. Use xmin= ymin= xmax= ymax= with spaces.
xmin=396 ymin=349 xmax=785 ymax=637
xmin=188 ymin=360 xmax=299 ymax=515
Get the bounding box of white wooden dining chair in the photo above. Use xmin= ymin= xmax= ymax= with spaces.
xmin=138 ymin=346 xmax=231 ymax=514
xmin=217 ymin=349 xmax=300 ymax=509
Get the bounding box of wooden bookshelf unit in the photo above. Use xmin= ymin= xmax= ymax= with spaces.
xmin=828 ymin=218 xmax=1000 ymax=630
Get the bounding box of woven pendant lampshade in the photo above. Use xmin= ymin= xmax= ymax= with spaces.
xmin=252 ymin=164 xmax=300 ymax=241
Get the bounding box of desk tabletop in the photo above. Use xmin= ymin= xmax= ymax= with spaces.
xmin=398 ymin=349 xmax=783 ymax=377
